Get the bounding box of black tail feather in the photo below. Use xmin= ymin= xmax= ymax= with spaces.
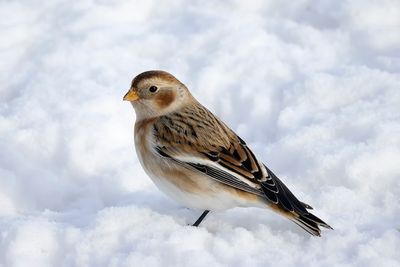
xmin=302 ymin=213 xmax=333 ymax=230
xmin=261 ymin=165 xmax=332 ymax=236
xmin=291 ymin=213 xmax=333 ymax=236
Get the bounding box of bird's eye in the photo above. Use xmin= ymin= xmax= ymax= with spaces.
xmin=149 ymin=86 xmax=158 ymax=93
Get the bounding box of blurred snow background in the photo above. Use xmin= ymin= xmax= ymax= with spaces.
xmin=1 ymin=0 xmax=400 ymax=266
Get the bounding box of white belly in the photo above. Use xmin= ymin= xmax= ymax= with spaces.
xmin=145 ymin=167 xmax=246 ymax=211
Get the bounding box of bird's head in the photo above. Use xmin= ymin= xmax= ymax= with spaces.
xmin=124 ymin=70 xmax=192 ymax=119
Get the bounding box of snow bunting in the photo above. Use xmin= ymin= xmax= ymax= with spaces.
xmin=124 ymin=70 xmax=332 ymax=236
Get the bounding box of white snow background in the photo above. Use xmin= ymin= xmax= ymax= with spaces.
xmin=1 ymin=0 xmax=400 ymax=266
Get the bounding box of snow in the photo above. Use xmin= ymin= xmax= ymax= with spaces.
xmin=1 ymin=0 xmax=400 ymax=266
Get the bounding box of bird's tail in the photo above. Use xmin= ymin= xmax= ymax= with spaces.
xmin=289 ymin=212 xmax=333 ymax=237
xmin=261 ymin=166 xmax=333 ymax=236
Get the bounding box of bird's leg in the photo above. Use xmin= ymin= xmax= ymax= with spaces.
xmin=192 ymin=210 xmax=210 ymax=227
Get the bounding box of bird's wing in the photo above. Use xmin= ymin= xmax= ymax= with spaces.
xmin=151 ymin=105 xmax=312 ymax=214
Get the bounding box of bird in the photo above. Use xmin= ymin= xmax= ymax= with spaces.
xmin=123 ymin=70 xmax=332 ymax=236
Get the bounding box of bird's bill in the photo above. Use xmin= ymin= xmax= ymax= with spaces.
xmin=123 ymin=90 xmax=139 ymax=101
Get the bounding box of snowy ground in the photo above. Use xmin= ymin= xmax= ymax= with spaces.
xmin=1 ymin=0 xmax=400 ymax=266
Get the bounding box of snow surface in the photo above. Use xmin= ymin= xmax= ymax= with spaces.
xmin=1 ymin=0 xmax=400 ymax=266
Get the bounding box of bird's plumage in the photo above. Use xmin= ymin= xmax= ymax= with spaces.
xmin=124 ymin=70 xmax=332 ymax=236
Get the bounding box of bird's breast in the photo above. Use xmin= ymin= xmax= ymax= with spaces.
xmin=134 ymin=119 xmax=203 ymax=195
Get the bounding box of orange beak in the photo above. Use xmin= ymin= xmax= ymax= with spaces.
xmin=123 ymin=90 xmax=139 ymax=101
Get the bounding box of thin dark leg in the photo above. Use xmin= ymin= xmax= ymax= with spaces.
xmin=192 ymin=210 xmax=210 ymax=227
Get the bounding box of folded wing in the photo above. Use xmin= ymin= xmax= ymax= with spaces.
xmin=152 ymin=106 xmax=332 ymax=235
